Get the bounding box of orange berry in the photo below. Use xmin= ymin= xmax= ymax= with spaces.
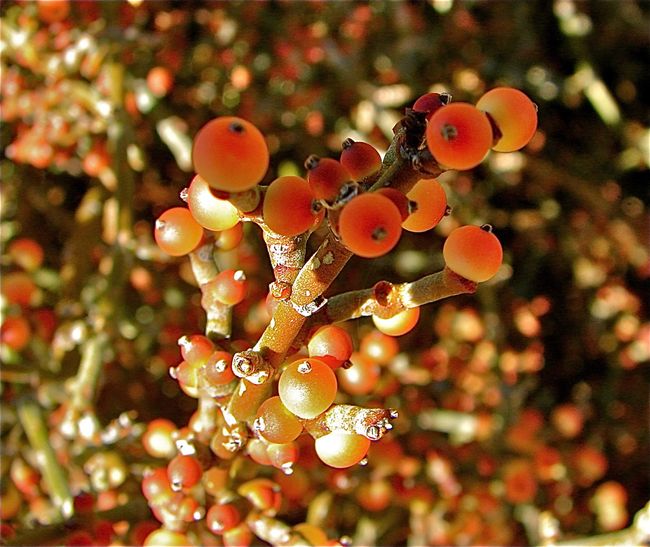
xmin=339 ymin=193 xmax=402 ymax=258
xmin=426 ymin=103 xmax=493 ymax=170
xmin=442 ymin=225 xmax=503 ymax=282
xmin=193 ymin=117 xmax=269 ymax=193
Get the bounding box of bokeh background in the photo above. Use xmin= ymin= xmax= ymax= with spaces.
xmin=1 ymin=1 xmax=648 ymax=546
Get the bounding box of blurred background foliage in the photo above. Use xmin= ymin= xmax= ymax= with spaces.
xmin=1 ymin=1 xmax=648 ymax=546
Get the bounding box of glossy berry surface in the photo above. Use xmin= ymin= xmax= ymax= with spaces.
xmin=154 ymin=207 xmax=203 ymax=256
xmin=476 ymin=87 xmax=537 ymax=152
xmin=255 ymin=396 xmax=304 ymax=443
xmin=278 ymin=358 xmax=337 ymax=419
xmin=192 ymin=116 xmax=269 ymax=193
xmin=307 ymin=324 xmax=354 ymax=369
xmin=305 ymin=156 xmax=351 ymax=201
xmin=186 ymin=175 xmax=240 ymax=232
xmin=340 ymin=139 xmax=382 ymax=181
xmin=372 ymin=306 xmax=421 ymax=337
xmin=314 ymin=431 xmax=371 ymax=468
xmin=339 ymin=193 xmax=402 ymax=258
xmin=263 ymin=176 xmax=322 ymax=236
xmin=402 ymin=178 xmax=447 ymax=233
xmin=443 ymin=224 xmax=503 ymax=282
xmin=426 ymin=102 xmax=493 ymax=170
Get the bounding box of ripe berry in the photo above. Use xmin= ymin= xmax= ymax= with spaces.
xmin=307 ymin=324 xmax=354 ymax=369
xmin=255 ymin=396 xmax=304 ymax=444
xmin=402 ymin=178 xmax=448 ymax=233
xmin=154 ymin=207 xmax=203 ymax=256
xmin=263 ymin=176 xmax=322 ymax=236
xmin=426 ymin=103 xmax=493 ymax=170
xmin=412 ymin=91 xmax=451 ymax=119
xmin=339 ymin=193 xmax=402 ymax=258
xmin=340 ymin=139 xmax=382 ymax=181
xmin=314 ymin=432 xmax=371 ymax=468
xmin=372 ymin=306 xmax=421 ymax=337
xmin=476 ymin=87 xmax=537 ymax=152
xmin=167 ymin=454 xmax=202 ymax=491
xmin=305 ymin=156 xmax=351 ymax=202
xmin=186 ymin=175 xmax=240 ymax=232
xmin=278 ymin=358 xmax=337 ymax=419
xmin=192 ymin=117 xmax=269 ymax=193
xmin=443 ymin=224 xmax=503 ymax=282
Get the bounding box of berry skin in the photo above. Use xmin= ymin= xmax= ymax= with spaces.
xmin=186 ymin=174 xmax=240 ymax=232
xmin=167 ymin=454 xmax=202 ymax=491
xmin=263 ymin=176 xmax=323 ymax=236
xmin=305 ymin=156 xmax=351 ymax=202
xmin=337 ymin=352 xmax=381 ymax=396
xmin=192 ymin=117 xmax=269 ymax=193
xmin=402 ymin=178 xmax=447 ymax=233
xmin=476 ymin=87 xmax=538 ymax=152
xmin=206 ymin=503 xmax=241 ymax=535
xmin=208 ymin=269 xmax=248 ymax=306
xmin=339 ymin=193 xmax=402 ymax=258
xmin=254 ymin=396 xmax=304 ymax=444
xmin=307 ymin=324 xmax=354 ymax=369
xmin=443 ymin=224 xmax=503 ymax=282
xmin=340 ymin=139 xmax=382 ymax=181
xmin=154 ymin=207 xmax=203 ymax=256
xmin=412 ymin=91 xmax=451 ymax=119
xmin=278 ymin=358 xmax=338 ymax=419
xmin=372 ymin=306 xmax=421 ymax=337
xmin=426 ymin=102 xmax=493 ymax=170
xmin=314 ymin=432 xmax=371 ymax=468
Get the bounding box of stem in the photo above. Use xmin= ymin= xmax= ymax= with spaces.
xmin=60 ymin=333 xmax=107 ymax=439
xmin=302 ymin=404 xmax=398 ymax=440
xmin=189 ymin=243 xmax=232 ymax=339
xmin=322 ymin=267 xmax=477 ymax=323
xmin=17 ymin=398 xmax=73 ymax=521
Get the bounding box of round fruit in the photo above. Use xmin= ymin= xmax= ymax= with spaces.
xmin=305 ymin=156 xmax=351 ymax=202
xmin=339 ymin=193 xmax=402 ymax=258
xmin=372 ymin=306 xmax=420 ymax=337
xmin=314 ymin=432 xmax=371 ymax=468
xmin=263 ymin=176 xmax=322 ymax=236
xmin=154 ymin=207 xmax=203 ymax=256
xmin=402 ymin=178 xmax=447 ymax=233
xmin=307 ymin=325 xmax=353 ymax=369
xmin=255 ymin=396 xmax=304 ymax=444
xmin=340 ymin=139 xmax=382 ymax=181
xmin=426 ymin=103 xmax=493 ymax=170
xmin=476 ymin=87 xmax=537 ymax=152
xmin=442 ymin=224 xmax=503 ymax=282
xmin=278 ymin=358 xmax=337 ymax=419
xmin=192 ymin=117 xmax=269 ymax=193
xmin=186 ymin=175 xmax=240 ymax=232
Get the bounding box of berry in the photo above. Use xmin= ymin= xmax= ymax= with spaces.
xmin=206 ymin=269 xmax=248 ymax=306
xmin=314 ymin=432 xmax=371 ymax=468
xmin=340 ymin=139 xmax=382 ymax=181
xmin=443 ymin=224 xmax=503 ymax=282
xmin=426 ymin=102 xmax=493 ymax=170
xmin=167 ymin=454 xmax=202 ymax=491
xmin=359 ymin=330 xmax=399 ymax=364
xmin=186 ymin=175 xmax=240 ymax=232
xmin=146 ymin=66 xmax=174 ymax=98
xmin=402 ymin=178 xmax=448 ymax=233
xmin=255 ymin=396 xmax=304 ymax=444
xmin=372 ymin=306 xmax=421 ymax=337
xmin=263 ymin=176 xmax=322 ymax=236
xmin=339 ymin=193 xmax=402 ymax=258
xmin=7 ymin=238 xmax=44 ymax=271
xmin=307 ymin=324 xmax=354 ymax=370
xmin=154 ymin=207 xmax=203 ymax=256
xmin=337 ymin=352 xmax=381 ymax=396
xmin=278 ymin=358 xmax=338 ymax=419
xmin=142 ymin=419 xmax=177 ymax=459
xmin=204 ymin=350 xmax=235 ymax=386
xmin=192 ymin=117 xmax=269 ymax=193
xmin=206 ymin=503 xmax=241 ymax=535
xmin=412 ymin=91 xmax=451 ymax=119
xmin=305 ymin=156 xmax=351 ymax=202
xmin=476 ymin=87 xmax=537 ymax=152
xmin=1 ymin=316 xmax=31 ymax=351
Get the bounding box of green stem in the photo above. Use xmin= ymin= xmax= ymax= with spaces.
xmin=17 ymin=398 xmax=73 ymax=522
